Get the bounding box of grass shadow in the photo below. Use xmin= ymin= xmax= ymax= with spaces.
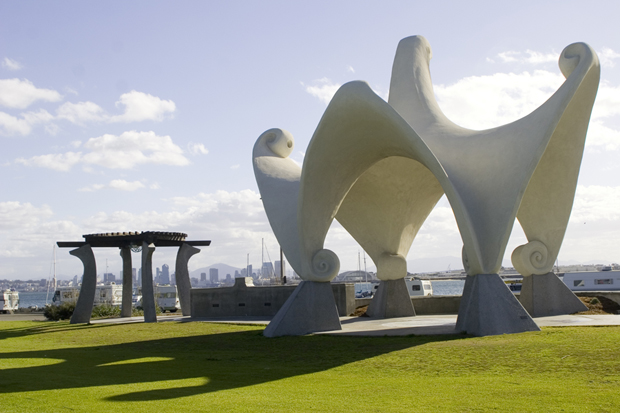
xmin=0 ymin=322 xmax=466 ymax=402
xmin=0 ymin=320 xmax=127 ymax=340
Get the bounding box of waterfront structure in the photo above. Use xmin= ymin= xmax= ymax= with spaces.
xmin=253 ymin=35 xmax=599 ymax=337
xmin=58 ymin=232 xmax=210 ymax=323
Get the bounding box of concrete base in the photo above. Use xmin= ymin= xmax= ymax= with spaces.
xmin=456 ymin=274 xmax=540 ymax=336
xmin=263 ymin=281 xmax=341 ymax=337
xmin=520 ymin=272 xmax=587 ymax=317
xmin=366 ymin=278 xmax=415 ymax=318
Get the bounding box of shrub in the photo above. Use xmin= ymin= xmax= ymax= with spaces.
xmin=91 ymin=304 xmax=121 ymax=319
xmin=134 ymin=305 xmax=162 ymax=315
xmin=43 ymin=302 xmax=76 ymax=321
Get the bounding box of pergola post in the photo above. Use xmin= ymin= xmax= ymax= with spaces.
xmin=175 ymin=243 xmax=200 ymax=316
xmin=141 ymin=242 xmax=157 ymax=322
xmin=70 ymin=244 xmax=97 ymax=324
xmin=120 ymin=246 xmax=133 ymax=317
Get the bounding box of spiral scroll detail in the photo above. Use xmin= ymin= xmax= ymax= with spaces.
xmin=511 ymin=240 xmax=552 ymax=276
xmin=308 ymin=249 xmax=340 ymax=282
xmin=259 ymin=128 xmax=294 ymax=158
xmin=559 ymin=42 xmax=590 ymax=79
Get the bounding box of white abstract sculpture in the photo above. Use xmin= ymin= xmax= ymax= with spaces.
xmin=254 ymin=36 xmax=599 ymax=337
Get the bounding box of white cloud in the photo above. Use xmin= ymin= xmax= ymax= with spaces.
xmin=599 ymin=47 xmax=620 ymax=68
xmin=77 ymin=190 xmax=274 ymax=269
xmin=16 ymin=131 xmax=190 ymax=171
xmin=493 ymin=46 xmax=620 ymax=69
xmin=590 ymin=81 xmax=620 ymax=120
xmin=435 ymin=69 xmax=620 ymax=151
xmin=16 ymin=152 xmax=82 ymax=171
xmin=570 ymin=185 xmax=620 ymax=223
xmin=0 ymin=201 xmax=82 ymax=259
xmin=79 ymin=180 xmax=145 ymax=192
xmin=302 ymin=78 xmax=342 ymax=105
xmin=81 ymin=131 xmax=189 ymax=168
xmin=45 ymin=123 xmax=60 ymax=136
xmin=2 ymin=58 xmax=22 ymax=71
xmin=21 ymin=108 xmax=54 ymax=124
xmin=347 ymin=65 xmax=355 ymax=73
xmin=496 ymin=50 xmax=557 ymax=65
xmin=56 ymin=91 xmax=175 ymax=125
xmin=0 ymin=111 xmax=32 ymax=135
xmin=78 ymin=183 xmax=105 ymax=192
xmin=230 ymin=164 xmax=240 ymax=169
xmin=109 ymin=179 xmax=145 ymax=191
xmin=435 ymin=70 xmax=564 ymax=130
xmin=187 ymin=142 xmax=209 ymax=155
xmin=110 ymin=90 xmax=176 ymax=122
xmin=0 ymin=201 xmax=53 ymax=231
xmin=0 ymin=109 xmax=54 ymax=136
xmin=0 ymin=78 xmax=62 ymax=109
xmin=585 ymin=121 xmax=620 ymax=151
xmin=56 ymin=101 xmax=106 ymax=124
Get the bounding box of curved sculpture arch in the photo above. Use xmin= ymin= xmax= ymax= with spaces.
xmin=254 ymin=35 xmax=599 ymax=336
xmin=296 ymin=36 xmax=599 ymax=281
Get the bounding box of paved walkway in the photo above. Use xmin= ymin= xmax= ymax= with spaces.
xmin=85 ymin=313 xmax=620 ymax=336
xmin=321 ymin=314 xmax=620 ymax=336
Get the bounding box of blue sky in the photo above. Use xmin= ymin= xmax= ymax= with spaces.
xmin=1 ymin=1 xmax=619 ymax=280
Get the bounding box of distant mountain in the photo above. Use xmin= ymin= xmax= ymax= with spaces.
xmin=190 ymin=263 xmax=242 ymax=280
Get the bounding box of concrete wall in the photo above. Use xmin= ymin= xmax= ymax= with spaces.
xmin=191 ymin=278 xmax=355 ymax=318
xmin=355 ymin=295 xmax=462 ymax=315
xmin=192 ymin=281 xmax=620 ymax=318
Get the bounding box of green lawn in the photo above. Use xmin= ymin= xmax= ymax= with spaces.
xmin=0 ymin=321 xmax=618 ymax=412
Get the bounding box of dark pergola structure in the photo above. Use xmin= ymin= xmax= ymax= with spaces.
xmin=58 ymin=231 xmax=210 ymax=324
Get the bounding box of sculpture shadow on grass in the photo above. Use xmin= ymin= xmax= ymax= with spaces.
xmin=0 ymin=320 xmax=122 ymax=341
xmin=0 ymin=326 xmax=465 ymax=402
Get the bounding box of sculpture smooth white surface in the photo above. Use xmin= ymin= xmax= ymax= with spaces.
xmin=253 ymin=35 xmax=600 ymax=336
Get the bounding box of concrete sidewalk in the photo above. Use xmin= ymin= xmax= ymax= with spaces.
xmin=87 ymin=313 xmax=620 ymax=336
xmin=320 ymin=314 xmax=620 ymax=336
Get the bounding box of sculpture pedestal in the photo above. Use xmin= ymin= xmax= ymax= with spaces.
xmin=456 ymin=273 xmax=539 ymax=336
xmin=520 ymin=272 xmax=587 ymax=317
xmin=263 ymin=281 xmax=341 ymax=337
xmin=366 ymin=278 xmax=415 ymax=318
